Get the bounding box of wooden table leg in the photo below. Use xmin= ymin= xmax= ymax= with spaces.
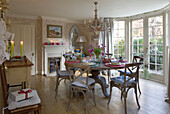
xmin=90 ymin=70 xmax=109 ymax=98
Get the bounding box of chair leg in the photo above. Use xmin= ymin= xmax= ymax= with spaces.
xmin=67 ymin=87 xmax=72 ymax=112
xmin=55 ymin=76 xmax=60 ymax=97
xmin=107 ymin=84 xmax=113 ymax=105
xmin=138 ymin=82 xmax=141 ymax=94
xmin=121 ymin=88 xmax=124 ymax=100
xmin=135 ymin=85 xmax=140 ymax=108
xmin=92 ymin=87 xmax=96 ymax=106
xmin=124 ymin=91 xmax=127 ymax=114
xmin=37 ymin=107 xmax=41 ymax=114
xmin=107 ymin=70 xmax=111 ymax=84
xmin=85 ymin=90 xmax=89 ymax=114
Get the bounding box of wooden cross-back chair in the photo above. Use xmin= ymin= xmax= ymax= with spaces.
xmin=108 ymin=62 xmax=142 ymax=114
xmin=0 ymin=63 xmax=41 ymax=114
xmin=65 ymin=62 xmax=96 ymax=114
xmin=118 ymin=56 xmax=143 ymax=94
xmin=53 ymin=58 xmax=73 ymax=97
xmin=105 ymin=53 xmax=113 ymax=59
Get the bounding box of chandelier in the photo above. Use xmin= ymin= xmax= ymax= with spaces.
xmin=0 ymin=0 xmax=9 ymax=19
xmin=87 ymin=2 xmax=111 ymax=38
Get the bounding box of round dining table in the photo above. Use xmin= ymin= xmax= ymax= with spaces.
xmin=65 ymin=60 xmax=126 ymax=98
xmin=90 ymin=63 xmax=125 ymax=97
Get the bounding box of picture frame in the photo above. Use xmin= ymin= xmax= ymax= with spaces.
xmin=47 ymin=25 xmax=62 ymax=38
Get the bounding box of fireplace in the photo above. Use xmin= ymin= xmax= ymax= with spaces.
xmin=43 ymin=45 xmax=66 ymax=75
xmin=48 ymin=57 xmax=61 ymax=73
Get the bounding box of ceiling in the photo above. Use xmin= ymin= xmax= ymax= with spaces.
xmin=7 ymin=0 xmax=169 ymax=21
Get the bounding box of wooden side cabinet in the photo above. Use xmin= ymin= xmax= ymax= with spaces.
xmin=0 ymin=57 xmax=33 ymax=112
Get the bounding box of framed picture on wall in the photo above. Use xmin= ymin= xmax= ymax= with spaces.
xmin=47 ymin=25 xmax=62 ymax=38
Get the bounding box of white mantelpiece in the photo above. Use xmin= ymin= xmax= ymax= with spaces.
xmin=43 ymin=45 xmax=66 ymax=75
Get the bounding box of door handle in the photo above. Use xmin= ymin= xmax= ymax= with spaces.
xmin=32 ymin=53 xmax=34 ymax=56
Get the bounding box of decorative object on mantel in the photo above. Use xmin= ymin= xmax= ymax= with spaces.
xmin=47 ymin=25 xmax=62 ymax=38
xmin=0 ymin=18 xmax=14 ymax=64
xmin=44 ymin=41 xmax=65 ymax=45
xmin=76 ymin=36 xmax=87 ymax=53
xmin=84 ymin=2 xmax=111 ymax=38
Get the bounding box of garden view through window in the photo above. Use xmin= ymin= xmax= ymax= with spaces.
xmin=113 ymin=21 xmax=125 ymax=58
xmin=132 ymin=19 xmax=143 ymax=57
xmin=148 ymin=16 xmax=163 ymax=74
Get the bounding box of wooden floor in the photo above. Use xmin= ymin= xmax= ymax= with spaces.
xmin=29 ymin=75 xmax=170 ymax=114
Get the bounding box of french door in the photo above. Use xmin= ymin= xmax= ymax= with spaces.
xmin=131 ymin=15 xmax=164 ymax=81
xmin=9 ymin=23 xmax=36 ymax=75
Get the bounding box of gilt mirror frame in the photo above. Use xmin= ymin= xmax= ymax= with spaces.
xmin=69 ymin=25 xmax=80 ymax=50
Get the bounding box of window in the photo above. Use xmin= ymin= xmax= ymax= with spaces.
xmin=113 ymin=21 xmax=125 ymax=58
xmin=148 ymin=16 xmax=163 ymax=74
xmin=132 ymin=19 xmax=143 ymax=57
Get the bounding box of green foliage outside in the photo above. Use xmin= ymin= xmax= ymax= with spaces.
xmin=113 ymin=37 xmax=163 ymax=71
xmin=114 ymin=39 xmax=125 ymax=58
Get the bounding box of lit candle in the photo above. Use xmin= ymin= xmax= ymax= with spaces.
xmin=7 ymin=41 xmax=9 ymax=53
xmin=20 ymin=41 xmax=23 ymax=57
xmin=11 ymin=41 xmax=14 ymax=57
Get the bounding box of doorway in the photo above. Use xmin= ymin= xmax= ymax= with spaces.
xmin=9 ymin=23 xmax=36 ymax=75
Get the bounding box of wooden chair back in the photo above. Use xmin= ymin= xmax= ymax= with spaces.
xmin=63 ymin=53 xmax=73 ymax=61
xmin=105 ymin=53 xmax=113 ymax=58
xmin=65 ymin=62 xmax=91 ymax=87
xmin=121 ymin=63 xmax=142 ymax=87
xmin=0 ymin=63 xmax=8 ymax=108
xmin=53 ymin=58 xmax=60 ymax=76
xmin=133 ymin=56 xmax=143 ymax=63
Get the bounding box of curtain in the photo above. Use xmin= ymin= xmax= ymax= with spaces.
xmin=99 ymin=18 xmax=114 ymax=53
xmin=99 ymin=18 xmax=115 ymax=76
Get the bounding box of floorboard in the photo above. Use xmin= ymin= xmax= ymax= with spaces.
xmin=28 ymin=75 xmax=170 ymax=114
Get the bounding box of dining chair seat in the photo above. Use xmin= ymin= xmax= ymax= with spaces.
xmin=118 ymin=69 xmax=136 ymax=76
xmin=7 ymin=90 xmax=41 ymax=110
xmin=111 ymin=75 xmax=136 ymax=87
xmin=71 ymin=77 xmax=95 ymax=88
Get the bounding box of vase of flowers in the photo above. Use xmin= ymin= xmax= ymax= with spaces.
xmin=88 ymin=44 xmax=105 ymax=62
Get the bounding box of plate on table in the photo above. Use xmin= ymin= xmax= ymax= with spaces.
xmin=82 ymin=62 xmax=97 ymax=67
xmin=105 ymin=63 xmax=125 ymax=68
xmin=110 ymin=62 xmax=121 ymax=66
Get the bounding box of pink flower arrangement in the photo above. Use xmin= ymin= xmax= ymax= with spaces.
xmin=88 ymin=44 xmax=106 ymax=59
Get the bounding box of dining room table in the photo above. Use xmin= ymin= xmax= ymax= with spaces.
xmin=65 ymin=59 xmax=127 ymax=98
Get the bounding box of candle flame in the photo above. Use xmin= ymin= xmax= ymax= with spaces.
xmin=20 ymin=41 xmax=23 ymax=44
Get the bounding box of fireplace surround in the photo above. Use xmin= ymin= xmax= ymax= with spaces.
xmin=43 ymin=45 xmax=66 ymax=76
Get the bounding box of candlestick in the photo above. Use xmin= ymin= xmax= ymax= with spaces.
xmin=20 ymin=41 xmax=23 ymax=57
xmin=11 ymin=41 xmax=14 ymax=57
xmin=7 ymin=41 xmax=9 ymax=53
